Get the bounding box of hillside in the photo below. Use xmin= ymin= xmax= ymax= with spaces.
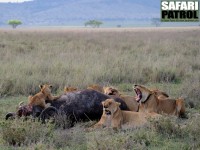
xmin=0 ymin=0 xmax=160 ymax=26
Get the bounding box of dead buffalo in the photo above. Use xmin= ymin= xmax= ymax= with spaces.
xmin=40 ymin=89 xmax=129 ymax=125
xmin=6 ymin=90 xmax=128 ymax=127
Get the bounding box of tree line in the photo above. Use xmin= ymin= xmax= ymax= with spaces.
xmin=6 ymin=18 xmax=165 ymax=29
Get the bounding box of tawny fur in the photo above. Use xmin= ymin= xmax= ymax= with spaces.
xmin=28 ymin=84 xmax=60 ymax=109
xmin=64 ymin=86 xmax=77 ymax=94
xmin=93 ymin=99 xmax=160 ymax=130
xmin=103 ymin=87 xmax=139 ymax=112
xmin=150 ymin=89 xmax=169 ymax=99
xmin=134 ymin=85 xmax=186 ymax=117
xmin=87 ymin=84 xmax=104 ymax=93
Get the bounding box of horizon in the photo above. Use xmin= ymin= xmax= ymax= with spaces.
xmin=0 ymin=0 xmax=199 ymax=27
xmin=0 ymin=0 xmax=32 ymax=3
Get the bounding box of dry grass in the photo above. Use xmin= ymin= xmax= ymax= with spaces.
xmin=0 ymin=27 xmax=200 ymax=91
xmin=1 ymin=112 xmax=200 ymax=149
xmin=0 ymin=27 xmax=200 ymax=106
xmin=0 ymin=27 xmax=200 ymax=149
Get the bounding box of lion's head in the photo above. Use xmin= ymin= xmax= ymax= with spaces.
xmin=39 ymin=84 xmax=53 ymax=95
xmin=103 ymin=87 xmax=119 ymax=96
xmin=102 ymin=99 xmax=121 ymax=115
xmin=64 ymin=86 xmax=77 ymax=93
xmin=133 ymin=85 xmax=152 ymax=103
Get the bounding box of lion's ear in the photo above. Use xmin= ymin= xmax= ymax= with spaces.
xmin=116 ymin=102 xmax=121 ymax=106
xmin=39 ymin=85 xmax=43 ymax=89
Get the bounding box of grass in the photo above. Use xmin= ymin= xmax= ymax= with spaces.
xmin=0 ymin=27 xmax=200 ymax=97
xmin=0 ymin=27 xmax=200 ymax=149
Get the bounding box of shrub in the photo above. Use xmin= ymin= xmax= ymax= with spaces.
xmin=180 ymin=76 xmax=200 ymax=108
xmin=0 ymin=119 xmax=54 ymax=146
xmin=185 ymin=115 xmax=200 ymax=148
xmin=52 ymin=126 xmax=87 ymax=149
xmin=151 ymin=116 xmax=186 ymax=138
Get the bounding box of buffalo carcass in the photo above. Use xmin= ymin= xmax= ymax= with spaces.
xmin=40 ymin=89 xmax=129 ymax=125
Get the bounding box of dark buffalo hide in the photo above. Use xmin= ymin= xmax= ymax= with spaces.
xmin=6 ymin=90 xmax=129 ymax=126
xmin=43 ymin=89 xmax=128 ymax=123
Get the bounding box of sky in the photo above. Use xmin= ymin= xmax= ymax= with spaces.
xmin=0 ymin=0 xmax=32 ymax=3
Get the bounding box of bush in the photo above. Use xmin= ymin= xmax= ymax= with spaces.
xmin=185 ymin=115 xmax=200 ymax=148
xmin=180 ymin=76 xmax=200 ymax=108
xmin=52 ymin=126 xmax=87 ymax=149
xmin=0 ymin=119 xmax=54 ymax=146
xmin=151 ymin=116 xmax=185 ymax=138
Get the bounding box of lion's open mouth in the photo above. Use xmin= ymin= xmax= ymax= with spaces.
xmin=108 ymin=91 xmax=114 ymax=95
xmin=105 ymin=109 xmax=111 ymax=115
xmin=134 ymin=88 xmax=142 ymax=102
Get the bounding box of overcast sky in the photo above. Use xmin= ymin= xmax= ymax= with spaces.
xmin=0 ymin=0 xmax=32 ymax=3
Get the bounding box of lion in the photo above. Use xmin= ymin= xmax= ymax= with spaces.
xmin=87 ymin=84 xmax=103 ymax=93
xmin=103 ymin=86 xmax=169 ymax=112
xmin=64 ymin=86 xmax=77 ymax=94
xmin=104 ymin=87 xmax=169 ymax=100
xmin=103 ymin=86 xmax=119 ymax=96
xmin=28 ymin=84 xmax=60 ymax=109
xmin=133 ymin=85 xmax=186 ymax=117
xmin=93 ymin=99 xmax=160 ymax=130
xmin=103 ymin=87 xmax=139 ymax=112
xmin=150 ymin=89 xmax=169 ymax=99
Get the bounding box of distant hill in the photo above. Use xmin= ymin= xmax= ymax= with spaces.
xmin=0 ymin=0 xmax=160 ymax=26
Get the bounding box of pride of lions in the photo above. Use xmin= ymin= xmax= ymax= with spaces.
xmin=23 ymin=83 xmax=186 ymax=130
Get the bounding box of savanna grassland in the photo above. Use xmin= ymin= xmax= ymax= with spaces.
xmin=0 ymin=27 xmax=200 ymax=149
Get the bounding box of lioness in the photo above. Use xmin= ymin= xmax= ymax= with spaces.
xmin=87 ymin=84 xmax=103 ymax=93
xmin=103 ymin=87 xmax=139 ymax=112
xmin=134 ymin=85 xmax=186 ymax=117
xmin=150 ymin=89 xmax=169 ymax=99
xmin=93 ymin=99 xmax=160 ymax=130
xmin=28 ymin=84 xmax=60 ymax=109
xmin=104 ymin=87 xmax=169 ymax=99
xmin=64 ymin=86 xmax=77 ymax=94
xmin=103 ymin=86 xmax=169 ymax=112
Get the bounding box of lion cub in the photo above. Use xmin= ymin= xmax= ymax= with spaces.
xmin=28 ymin=84 xmax=60 ymax=109
xmin=93 ymin=99 xmax=160 ymax=130
xmin=64 ymin=86 xmax=77 ymax=94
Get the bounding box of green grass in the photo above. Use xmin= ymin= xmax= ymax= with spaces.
xmin=0 ymin=27 xmax=200 ymax=149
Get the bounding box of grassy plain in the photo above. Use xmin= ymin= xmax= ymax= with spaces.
xmin=0 ymin=27 xmax=200 ymax=149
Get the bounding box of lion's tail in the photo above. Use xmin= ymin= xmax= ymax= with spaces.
xmin=176 ymin=98 xmax=186 ymax=118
